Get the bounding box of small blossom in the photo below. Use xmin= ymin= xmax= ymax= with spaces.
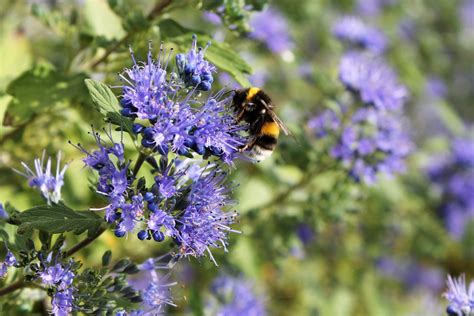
xmin=0 ymin=203 xmax=8 ymax=219
xmin=37 ymin=257 xmax=77 ymax=316
xmin=119 ymin=44 xmax=177 ymax=120
xmin=203 ymin=11 xmax=222 ymax=25
xmin=14 ymin=151 xmax=68 ymax=204
xmin=176 ymin=35 xmax=216 ymax=91
xmin=339 ymin=52 xmax=409 ymax=111
xmin=40 ymin=263 xmax=75 ymax=290
xmin=51 ymin=288 xmax=75 ymax=316
xmin=127 ymin=259 xmax=177 ymax=314
xmin=0 ymin=250 xmax=17 ymax=278
xmin=310 ymin=106 xmax=413 ymax=184
xmin=333 ymin=16 xmax=387 ymax=53
xmin=444 ymin=274 xmax=474 ymax=316
xmin=206 ymin=275 xmax=266 ymax=316
xmin=427 ymin=131 xmax=474 ymax=239
xmin=307 ymin=109 xmax=341 ymax=137
xmin=174 ymin=168 xmax=239 ymax=265
xmin=249 ymin=7 xmax=293 ymax=55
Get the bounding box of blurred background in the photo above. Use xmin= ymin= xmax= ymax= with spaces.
xmin=0 ymin=0 xmax=473 ymax=315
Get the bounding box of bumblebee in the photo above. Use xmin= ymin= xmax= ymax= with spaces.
xmin=231 ymin=87 xmax=291 ymax=161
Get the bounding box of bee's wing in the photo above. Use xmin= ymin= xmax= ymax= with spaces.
xmin=259 ymin=99 xmax=293 ymax=136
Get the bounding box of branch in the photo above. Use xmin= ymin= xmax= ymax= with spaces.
xmin=90 ymin=0 xmax=173 ymax=69
xmin=66 ymin=226 xmax=107 ymax=257
xmin=0 ymin=280 xmax=25 ymax=297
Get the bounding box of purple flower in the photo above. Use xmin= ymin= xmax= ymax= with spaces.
xmin=427 ymin=133 xmax=474 ymax=239
xmin=443 ymin=274 xmax=474 ymax=316
xmin=425 ymin=77 xmax=447 ymax=100
xmin=0 ymin=203 xmax=7 ymax=219
xmin=127 ymin=260 xmax=177 ymax=314
xmin=249 ymin=7 xmax=293 ymax=54
xmin=0 ymin=250 xmax=17 ymax=278
xmin=142 ymin=278 xmax=176 ymax=312
xmin=73 ymin=129 xmax=137 ymax=233
xmin=173 ymin=167 xmax=239 ymax=265
xmin=40 ymin=263 xmax=75 ymax=290
xmin=120 ymin=38 xmax=246 ymax=163
xmin=339 ymin=52 xmax=409 ymax=111
xmin=460 ymin=0 xmax=474 ymax=32
xmin=13 ymin=151 xmax=68 ymax=204
xmin=176 ymin=35 xmax=216 ymax=91
xmin=119 ymin=44 xmax=177 ymax=120
xmin=376 ymin=257 xmax=444 ymax=292
xmin=331 ymin=108 xmax=413 ymax=184
xmin=37 ymin=258 xmax=77 ymax=316
xmin=308 ymin=108 xmax=341 ymax=137
xmin=296 ymin=223 xmax=315 ymax=246
xmin=333 ymin=16 xmax=387 ymax=54
xmin=52 ymin=288 xmax=74 ymax=316
xmin=206 ymin=275 xmax=266 ymax=316
xmin=203 ymin=11 xmax=222 ymax=25
xmin=147 ymin=209 xmax=177 ymax=237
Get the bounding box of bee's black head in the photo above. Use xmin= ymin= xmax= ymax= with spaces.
xmin=232 ymin=88 xmax=249 ymax=108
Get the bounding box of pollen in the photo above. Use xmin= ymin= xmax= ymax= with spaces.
xmin=261 ymin=121 xmax=280 ymax=137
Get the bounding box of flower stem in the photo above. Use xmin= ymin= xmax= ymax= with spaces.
xmin=133 ymin=152 xmax=147 ymax=176
xmin=89 ymin=0 xmax=173 ymax=69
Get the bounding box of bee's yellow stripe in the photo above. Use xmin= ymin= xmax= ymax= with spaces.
xmin=246 ymin=87 xmax=261 ymax=101
xmin=261 ymin=121 xmax=280 ymax=137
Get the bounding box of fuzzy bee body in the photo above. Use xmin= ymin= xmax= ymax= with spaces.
xmin=232 ymin=87 xmax=291 ymax=161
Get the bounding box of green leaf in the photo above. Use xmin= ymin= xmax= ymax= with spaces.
xmin=102 ymin=250 xmax=112 ymax=267
xmin=4 ymin=65 xmax=89 ymax=126
xmin=84 ymin=79 xmax=134 ymax=134
xmin=83 ymin=0 xmax=125 ymax=40
xmin=14 ymin=204 xmax=103 ymax=235
xmin=205 ymin=40 xmax=252 ymax=87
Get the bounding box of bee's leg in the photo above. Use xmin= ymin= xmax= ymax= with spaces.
xmin=239 ymin=136 xmax=257 ymax=152
xmin=236 ymin=108 xmax=246 ymax=121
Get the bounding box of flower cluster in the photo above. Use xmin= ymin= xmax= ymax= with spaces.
xmin=427 ymin=132 xmax=474 ymax=239
xmin=0 ymin=250 xmax=17 ymax=278
xmin=176 ymin=35 xmax=216 ymax=91
xmin=443 ymin=274 xmax=474 ymax=316
xmin=249 ymin=7 xmax=293 ymax=55
xmin=13 ymin=151 xmax=68 ymax=204
xmin=332 ymin=16 xmax=387 ymax=54
xmin=119 ymin=40 xmax=246 ymax=163
xmin=79 ymin=130 xmax=239 ymax=263
xmin=75 ymin=37 xmax=242 ymax=265
xmin=38 ymin=259 xmax=76 ymax=316
xmin=205 ymin=275 xmax=266 ymax=316
xmin=309 ymin=52 xmax=412 ymax=183
xmin=338 ymin=52 xmax=408 ymax=111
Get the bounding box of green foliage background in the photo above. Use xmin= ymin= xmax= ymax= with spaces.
xmin=0 ymin=0 xmax=472 ymax=315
